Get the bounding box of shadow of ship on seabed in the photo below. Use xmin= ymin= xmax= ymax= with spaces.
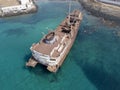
xmin=72 ymin=28 xmax=120 ymax=90
xmin=74 ymin=57 xmax=120 ymax=90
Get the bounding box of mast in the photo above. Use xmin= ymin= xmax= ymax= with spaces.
xmin=68 ymin=0 xmax=71 ymax=25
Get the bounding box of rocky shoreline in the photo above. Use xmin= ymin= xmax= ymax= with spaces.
xmin=78 ymin=0 xmax=120 ymax=23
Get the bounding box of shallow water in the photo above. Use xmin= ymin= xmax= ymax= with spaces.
xmin=0 ymin=1 xmax=120 ymax=90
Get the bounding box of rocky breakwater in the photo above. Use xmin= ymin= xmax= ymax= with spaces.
xmin=79 ymin=0 xmax=120 ymax=23
xmin=0 ymin=0 xmax=37 ymax=17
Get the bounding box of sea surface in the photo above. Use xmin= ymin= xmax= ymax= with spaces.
xmin=0 ymin=1 xmax=120 ymax=90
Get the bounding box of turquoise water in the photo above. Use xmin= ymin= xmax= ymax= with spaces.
xmin=0 ymin=1 xmax=120 ymax=90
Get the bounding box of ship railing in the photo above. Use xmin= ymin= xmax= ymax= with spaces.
xmin=58 ymin=44 xmax=65 ymax=53
xmin=60 ymin=34 xmax=66 ymax=43
xmin=48 ymin=40 xmax=71 ymax=66
xmin=50 ymin=44 xmax=60 ymax=56
xmin=32 ymin=50 xmax=49 ymax=58
xmin=55 ymin=40 xmax=71 ymax=65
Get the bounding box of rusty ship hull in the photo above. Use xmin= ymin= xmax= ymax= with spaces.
xmin=26 ymin=10 xmax=82 ymax=72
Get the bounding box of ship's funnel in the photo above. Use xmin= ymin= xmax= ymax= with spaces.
xmin=43 ymin=32 xmax=56 ymax=44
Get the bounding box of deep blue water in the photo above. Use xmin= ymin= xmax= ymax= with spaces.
xmin=0 ymin=1 xmax=120 ymax=90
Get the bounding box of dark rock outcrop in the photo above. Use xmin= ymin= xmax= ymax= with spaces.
xmin=79 ymin=0 xmax=120 ymax=23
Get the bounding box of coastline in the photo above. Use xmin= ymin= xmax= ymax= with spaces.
xmin=78 ymin=0 xmax=120 ymax=23
xmin=0 ymin=0 xmax=37 ymax=18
